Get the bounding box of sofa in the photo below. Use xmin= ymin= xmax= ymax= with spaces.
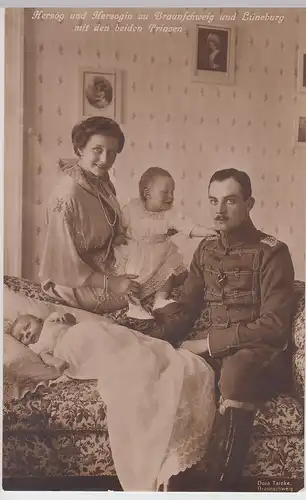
xmin=2 ymin=275 xmax=304 ymax=491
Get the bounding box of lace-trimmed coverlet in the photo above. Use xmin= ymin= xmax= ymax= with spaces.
xmin=54 ymin=320 xmax=216 ymax=491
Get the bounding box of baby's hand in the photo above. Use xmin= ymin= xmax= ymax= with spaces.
xmin=166 ymin=228 xmax=179 ymax=237
xmin=61 ymin=313 xmax=76 ymax=325
xmin=48 ymin=312 xmax=76 ymax=325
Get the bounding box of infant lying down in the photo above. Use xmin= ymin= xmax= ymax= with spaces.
xmin=10 ymin=310 xmax=216 ymax=491
xmin=10 ymin=311 xmax=77 ymax=376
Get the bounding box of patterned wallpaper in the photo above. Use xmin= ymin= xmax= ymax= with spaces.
xmin=21 ymin=7 xmax=305 ymax=280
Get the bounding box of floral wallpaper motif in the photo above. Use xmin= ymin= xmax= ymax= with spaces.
xmin=22 ymin=8 xmax=305 ymax=280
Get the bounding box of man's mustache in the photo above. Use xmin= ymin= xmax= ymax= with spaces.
xmin=215 ymin=215 xmax=229 ymax=221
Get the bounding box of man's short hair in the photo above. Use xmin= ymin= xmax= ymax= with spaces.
xmin=208 ymin=168 xmax=252 ymax=201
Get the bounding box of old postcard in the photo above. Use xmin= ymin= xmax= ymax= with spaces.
xmin=2 ymin=6 xmax=305 ymax=494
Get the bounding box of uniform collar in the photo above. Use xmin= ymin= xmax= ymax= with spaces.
xmin=219 ymin=218 xmax=259 ymax=249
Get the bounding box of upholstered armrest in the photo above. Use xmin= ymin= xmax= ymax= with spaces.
xmin=291 ymin=282 xmax=305 ymax=401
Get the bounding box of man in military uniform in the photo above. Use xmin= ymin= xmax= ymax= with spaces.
xmin=152 ymin=168 xmax=295 ymax=491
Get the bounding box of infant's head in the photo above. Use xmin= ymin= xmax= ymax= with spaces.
xmin=10 ymin=314 xmax=43 ymax=345
xmin=139 ymin=167 xmax=175 ymax=213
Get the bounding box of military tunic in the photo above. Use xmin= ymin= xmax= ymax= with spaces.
xmin=153 ymin=218 xmax=295 ymax=402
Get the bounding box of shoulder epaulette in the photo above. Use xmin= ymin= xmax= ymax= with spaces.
xmin=260 ymin=235 xmax=279 ymax=247
xmin=204 ymin=234 xmax=218 ymax=242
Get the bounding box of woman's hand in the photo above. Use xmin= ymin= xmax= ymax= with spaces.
xmin=107 ymin=274 xmax=141 ymax=297
xmin=113 ymin=233 xmax=128 ymax=246
xmin=180 ymin=338 xmax=209 ymax=355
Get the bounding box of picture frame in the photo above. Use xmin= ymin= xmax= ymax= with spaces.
xmin=79 ymin=67 xmax=123 ymax=123
xmin=296 ymin=116 xmax=306 ymax=148
xmin=297 ymin=48 xmax=306 ymax=93
xmin=191 ymin=24 xmax=237 ymax=85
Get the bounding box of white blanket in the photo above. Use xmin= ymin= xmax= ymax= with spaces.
xmin=54 ymin=320 xmax=216 ymax=491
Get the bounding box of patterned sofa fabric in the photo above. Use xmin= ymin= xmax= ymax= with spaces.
xmin=3 ymin=432 xmax=115 ymax=478
xmin=291 ymin=283 xmax=305 ymax=402
xmin=3 ymin=379 xmax=304 ymax=478
xmin=3 ymin=379 xmax=303 ymax=437
xmin=244 ymin=435 xmax=304 ymax=478
xmin=2 ymin=276 xmax=305 ymax=481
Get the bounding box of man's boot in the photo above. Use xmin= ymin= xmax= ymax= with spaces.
xmin=203 ymin=405 xmax=255 ymax=491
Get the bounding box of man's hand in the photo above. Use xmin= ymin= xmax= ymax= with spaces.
xmin=108 ymin=274 xmax=141 ymax=297
xmin=180 ymin=338 xmax=209 ymax=355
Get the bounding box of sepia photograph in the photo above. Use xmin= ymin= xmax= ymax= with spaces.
xmin=197 ymin=27 xmax=228 ymax=73
xmin=3 ymin=6 xmax=305 ymax=495
xmin=192 ymin=23 xmax=236 ymax=84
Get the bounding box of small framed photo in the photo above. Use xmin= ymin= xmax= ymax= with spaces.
xmin=80 ymin=67 xmax=123 ymax=122
xmin=296 ymin=116 xmax=306 ymax=147
xmin=295 ymin=113 xmax=306 ymax=148
xmin=297 ymin=48 xmax=306 ymax=93
xmin=191 ymin=24 xmax=236 ymax=85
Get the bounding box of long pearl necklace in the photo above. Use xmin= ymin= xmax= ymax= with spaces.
xmin=82 ymin=169 xmax=118 ymax=228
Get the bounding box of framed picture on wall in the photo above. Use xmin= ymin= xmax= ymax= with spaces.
xmin=79 ymin=67 xmax=123 ymax=122
xmin=191 ymin=24 xmax=236 ymax=85
xmin=296 ymin=116 xmax=306 ymax=148
xmin=297 ymin=48 xmax=306 ymax=93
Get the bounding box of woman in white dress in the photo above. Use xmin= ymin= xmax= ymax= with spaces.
xmin=114 ymin=167 xmax=215 ymax=319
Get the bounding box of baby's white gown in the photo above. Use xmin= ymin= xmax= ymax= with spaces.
xmin=114 ymin=199 xmax=196 ymax=298
xmin=54 ymin=317 xmax=216 ymax=491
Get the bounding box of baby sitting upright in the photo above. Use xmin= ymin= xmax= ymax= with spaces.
xmin=10 ymin=311 xmax=77 ymax=375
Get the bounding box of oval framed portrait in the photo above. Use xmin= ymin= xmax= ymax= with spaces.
xmin=85 ymin=74 xmax=113 ymax=109
xmin=80 ymin=68 xmax=123 ymax=122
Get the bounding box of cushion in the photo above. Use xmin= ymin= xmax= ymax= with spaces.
xmin=3 ymin=333 xmax=63 ymax=402
xmin=3 ymin=285 xmax=130 ymax=402
xmin=3 ymin=285 xmax=115 ymax=324
xmin=3 ymin=276 xmax=161 ymax=336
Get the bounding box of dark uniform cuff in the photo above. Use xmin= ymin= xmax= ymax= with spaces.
xmin=208 ymin=324 xmax=240 ymax=358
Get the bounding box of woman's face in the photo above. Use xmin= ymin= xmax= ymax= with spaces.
xmin=79 ymin=134 xmax=119 ymax=177
xmin=209 ymin=41 xmax=218 ymax=51
xmin=95 ymin=83 xmax=106 ymax=100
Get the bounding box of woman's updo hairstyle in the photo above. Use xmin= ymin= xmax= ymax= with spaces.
xmin=139 ymin=167 xmax=174 ymax=201
xmin=71 ymin=116 xmax=125 ymax=156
